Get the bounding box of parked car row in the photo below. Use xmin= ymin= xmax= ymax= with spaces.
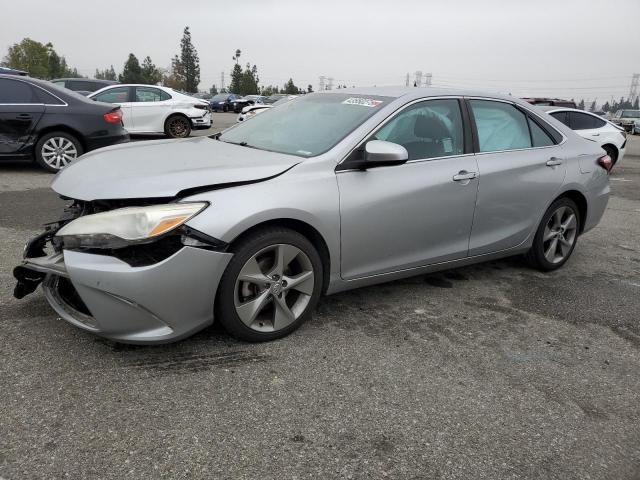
xmin=237 ymin=95 xmax=297 ymax=122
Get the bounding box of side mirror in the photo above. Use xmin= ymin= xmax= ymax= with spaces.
xmin=365 ymin=140 xmax=408 ymax=165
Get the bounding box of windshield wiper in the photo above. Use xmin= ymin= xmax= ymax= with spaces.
xmin=221 ymin=139 xmax=258 ymax=149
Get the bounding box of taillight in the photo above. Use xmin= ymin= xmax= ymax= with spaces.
xmin=103 ymin=110 xmax=123 ymax=124
xmin=597 ymin=154 xmax=613 ymax=173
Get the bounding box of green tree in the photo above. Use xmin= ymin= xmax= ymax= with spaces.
xmin=589 ymin=100 xmax=596 ymax=112
xmin=282 ymin=78 xmax=299 ymax=94
xmin=140 ymin=56 xmax=162 ymax=85
xmin=261 ymin=85 xmax=278 ymax=96
xmin=119 ymin=54 xmax=144 ymax=83
xmin=163 ymin=55 xmax=185 ymax=90
xmin=209 ymin=84 xmax=218 ymax=95
xmin=602 ymin=101 xmax=611 ymax=113
xmin=180 ymin=26 xmax=200 ymax=92
xmin=229 ymin=62 xmax=243 ymax=93
xmin=2 ymin=38 xmax=79 ymax=79
xmin=237 ymin=63 xmax=259 ymax=95
xmin=634 ymin=97 xmax=639 ymax=110
xmin=95 ymin=65 xmax=117 ymax=80
xmin=577 ymin=99 xmax=585 ymax=110
xmin=307 ymin=84 xmax=313 ymax=93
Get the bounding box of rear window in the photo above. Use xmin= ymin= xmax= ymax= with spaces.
xmin=567 ymin=112 xmax=606 ymax=130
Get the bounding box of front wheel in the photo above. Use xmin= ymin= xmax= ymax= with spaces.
xmin=216 ymin=228 xmax=323 ymax=342
xmin=164 ymin=115 xmax=191 ymax=138
xmin=525 ymin=198 xmax=580 ymax=271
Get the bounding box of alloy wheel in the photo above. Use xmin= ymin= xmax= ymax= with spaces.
xmin=234 ymin=243 xmax=315 ymax=333
xmin=543 ymin=206 xmax=577 ymax=264
xmin=41 ymin=137 xmax=77 ymax=170
xmin=167 ymin=117 xmax=190 ymax=137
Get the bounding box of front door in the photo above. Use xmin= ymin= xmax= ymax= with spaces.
xmin=131 ymin=86 xmax=170 ymax=133
xmin=337 ymin=98 xmax=479 ymax=280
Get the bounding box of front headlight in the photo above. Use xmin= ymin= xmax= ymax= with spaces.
xmin=56 ymin=202 xmax=208 ymax=249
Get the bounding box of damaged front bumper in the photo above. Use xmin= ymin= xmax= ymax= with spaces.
xmin=14 ymin=239 xmax=233 ymax=344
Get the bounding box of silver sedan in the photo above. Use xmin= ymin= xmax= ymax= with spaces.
xmin=14 ymin=87 xmax=611 ymax=343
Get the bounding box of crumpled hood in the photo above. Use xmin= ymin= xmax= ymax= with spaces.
xmin=51 ymin=136 xmax=300 ymax=201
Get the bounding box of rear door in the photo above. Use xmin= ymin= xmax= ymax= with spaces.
xmin=91 ymin=86 xmax=134 ymax=130
xmin=0 ymin=78 xmax=45 ymax=155
xmin=131 ymin=86 xmax=171 ymax=133
xmin=467 ymin=99 xmax=566 ymax=256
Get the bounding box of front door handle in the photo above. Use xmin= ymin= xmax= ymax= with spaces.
xmin=16 ymin=113 xmax=32 ymax=120
xmin=546 ymin=158 xmax=563 ymax=167
xmin=591 ymin=133 xmax=600 ymax=136
xmin=452 ymin=171 xmax=478 ymax=181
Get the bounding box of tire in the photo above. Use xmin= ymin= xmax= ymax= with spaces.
xmin=525 ymin=197 xmax=581 ymax=271
xmin=222 ymin=105 xmax=228 ymax=113
xmin=602 ymin=144 xmax=618 ymax=166
xmin=216 ymin=227 xmax=324 ymax=342
xmin=164 ymin=115 xmax=191 ymax=138
xmin=35 ymin=131 xmax=84 ymax=173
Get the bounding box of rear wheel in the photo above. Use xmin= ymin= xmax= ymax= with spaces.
xmin=164 ymin=115 xmax=191 ymax=138
xmin=216 ymin=228 xmax=323 ymax=342
xmin=602 ymin=144 xmax=618 ymax=166
xmin=526 ymin=198 xmax=580 ymax=271
xmin=35 ymin=132 xmax=83 ymax=173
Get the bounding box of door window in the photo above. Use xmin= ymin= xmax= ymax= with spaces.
xmin=469 ymin=100 xmax=531 ymax=152
xmin=0 ymin=79 xmax=38 ymax=104
xmin=566 ymin=112 xmax=606 ymax=130
xmin=549 ymin=111 xmax=569 ymax=127
xmin=93 ymin=87 xmax=130 ymax=103
xmin=528 ymin=117 xmax=555 ymax=147
xmin=134 ymin=87 xmax=169 ymax=102
xmin=373 ymin=99 xmax=464 ymax=160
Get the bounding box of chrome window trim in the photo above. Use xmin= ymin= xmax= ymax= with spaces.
xmin=466 ymin=96 xmax=567 ymax=150
xmin=336 ymin=95 xmax=468 ymax=169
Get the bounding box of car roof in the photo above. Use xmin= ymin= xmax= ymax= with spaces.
xmin=536 ymin=106 xmax=603 ymax=116
xmin=51 ymin=77 xmax=118 ymax=83
xmin=318 ymin=85 xmax=517 ymax=102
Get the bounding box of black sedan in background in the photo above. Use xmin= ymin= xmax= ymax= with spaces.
xmin=209 ymin=93 xmax=242 ymax=112
xmin=0 ymin=75 xmax=129 ymax=172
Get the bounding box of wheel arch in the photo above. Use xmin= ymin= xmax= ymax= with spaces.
xmin=35 ymin=125 xmax=86 ymax=153
xmin=227 ymin=218 xmax=332 ymax=294
xmin=555 ymin=189 xmax=588 ymax=234
xmin=601 ymin=143 xmax=618 ymax=162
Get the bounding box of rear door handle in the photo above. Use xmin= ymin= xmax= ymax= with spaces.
xmin=16 ymin=113 xmax=32 ymax=120
xmin=546 ymin=158 xmax=563 ymax=166
xmin=591 ymin=133 xmax=600 ymax=136
xmin=452 ymin=171 xmax=478 ymax=181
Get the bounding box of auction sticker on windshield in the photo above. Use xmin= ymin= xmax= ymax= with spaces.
xmin=342 ymin=97 xmax=383 ymax=107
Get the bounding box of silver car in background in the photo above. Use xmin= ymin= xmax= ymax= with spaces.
xmin=14 ymin=87 xmax=611 ymax=344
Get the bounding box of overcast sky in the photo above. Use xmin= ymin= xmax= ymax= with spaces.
xmin=3 ymin=0 xmax=639 ymax=103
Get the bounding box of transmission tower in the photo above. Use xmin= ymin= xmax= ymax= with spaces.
xmin=405 ymin=73 xmax=410 ymax=86
xmin=629 ymin=73 xmax=639 ymax=103
xmin=414 ymin=71 xmax=423 ymax=87
xmin=424 ymin=73 xmax=432 ymax=87
xmin=319 ymin=76 xmax=325 ymax=92
xmin=220 ymin=72 xmax=225 ymax=91
xmin=327 ymin=78 xmax=334 ymax=90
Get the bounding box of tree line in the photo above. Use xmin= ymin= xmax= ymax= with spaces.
xmin=2 ymin=31 xmax=311 ymax=97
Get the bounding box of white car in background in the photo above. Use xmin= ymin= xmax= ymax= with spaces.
xmin=237 ymin=95 xmax=297 ymax=122
xmin=539 ymin=106 xmax=627 ymax=167
xmin=89 ymin=85 xmax=211 ymax=138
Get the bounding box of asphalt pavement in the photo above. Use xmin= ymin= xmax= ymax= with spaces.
xmin=0 ymin=126 xmax=639 ymax=479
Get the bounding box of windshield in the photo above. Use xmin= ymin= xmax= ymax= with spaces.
xmin=621 ymin=110 xmax=640 ymax=118
xmin=212 ymin=94 xmax=229 ymax=101
xmin=219 ymin=93 xmax=391 ymax=157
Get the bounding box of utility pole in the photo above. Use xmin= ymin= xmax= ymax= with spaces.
xmin=629 ymin=73 xmax=639 ymax=103
xmin=319 ymin=76 xmax=325 ymax=92
xmin=220 ymin=72 xmax=225 ymax=91
xmin=405 ymin=73 xmax=410 ymax=87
